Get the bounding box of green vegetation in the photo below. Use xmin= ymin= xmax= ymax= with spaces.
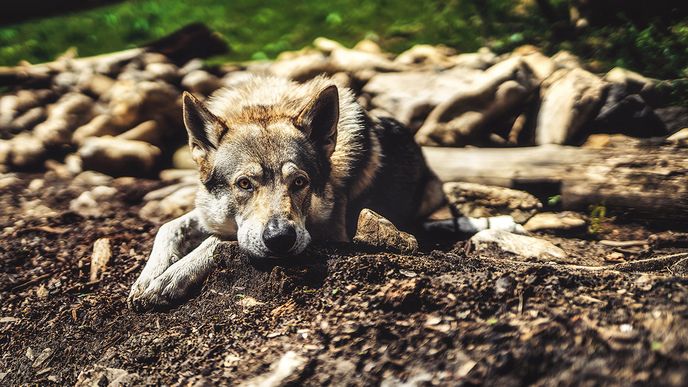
xmin=0 ymin=0 xmax=686 ymax=81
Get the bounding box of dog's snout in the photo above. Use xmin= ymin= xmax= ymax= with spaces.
xmin=262 ymin=218 xmax=297 ymax=255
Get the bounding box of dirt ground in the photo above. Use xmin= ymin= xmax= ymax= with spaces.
xmin=1 ymin=173 xmax=687 ymax=386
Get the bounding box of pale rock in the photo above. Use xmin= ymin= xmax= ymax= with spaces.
xmin=524 ymin=212 xmax=586 ymax=232
xmin=667 ymin=128 xmax=688 ymax=146
xmin=451 ymin=47 xmax=497 ymax=70
xmin=6 ymin=133 xmax=45 ymax=168
xmin=443 ymin=182 xmax=541 ymax=223
xmin=268 ymin=52 xmax=332 ymax=81
xmin=239 ymin=351 xmax=308 ymax=387
xmin=416 ymin=57 xmax=538 ymax=146
xmin=353 ymin=208 xmax=418 ymax=254
xmin=353 ymin=39 xmax=382 ymax=54
xmin=79 ymin=136 xmax=161 ymax=177
xmin=535 ymin=68 xmax=608 ymax=145
xmin=551 ymin=50 xmax=582 ymax=70
xmin=178 ymin=58 xmax=205 ymax=77
xmin=33 ymin=118 xmax=72 ymax=147
xmin=363 ymin=67 xmax=484 ymax=128
xmin=145 ymin=62 xmax=179 ymax=83
xmin=394 ymin=44 xmax=457 ymax=68
xmin=77 ymin=73 xmax=116 ymax=96
xmin=73 ymin=115 xmax=122 ymax=145
xmin=106 ymin=80 xmax=178 ymax=127
xmin=71 ymin=171 xmax=113 ymax=187
xmin=69 ymin=186 xmax=118 ymax=217
xmin=172 ymin=146 xmax=196 ymax=169
xmin=139 ymin=185 xmax=196 ymax=223
xmin=10 ymin=107 xmax=46 ymax=132
xmin=181 ymin=70 xmax=221 ymax=95
xmin=470 ymin=229 xmax=567 ymax=261
xmin=117 ymin=120 xmax=162 ymax=146
xmin=75 ymin=366 xmax=140 ymax=387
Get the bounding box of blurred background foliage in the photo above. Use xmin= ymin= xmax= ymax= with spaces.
xmin=0 ymin=0 xmax=686 ymax=80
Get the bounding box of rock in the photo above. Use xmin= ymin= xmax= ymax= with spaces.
xmin=378 ymin=278 xmax=426 ymax=310
xmin=551 ymin=50 xmax=582 ymax=70
xmin=181 ymin=70 xmax=222 ymax=95
xmin=353 ymin=209 xmax=418 ymax=254
xmin=314 ymin=37 xmax=401 ymax=73
xmin=451 ymin=47 xmax=497 ymax=70
xmin=5 ymin=133 xmax=45 ymax=168
xmin=535 ymin=68 xmax=608 ymax=145
xmin=31 ymin=347 xmax=53 ymax=368
xmin=394 ymin=44 xmax=457 ymax=68
xmin=268 ymin=52 xmax=333 ymax=81
xmin=71 ymin=171 xmax=113 ymax=187
xmin=655 ymin=106 xmax=688 ymax=134
xmin=443 ymin=182 xmax=541 ymax=224
xmin=139 ymin=185 xmax=196 ymax=223
xmin=603 ymin=67 xmax=654 ymax=93
xmin=9 ymin=107 xmax=46 ymax=133
xmin=470 ymin=229 xmax=567 ymax=261
xmin=523 ymin=212 xmax=586 ymax=233
xmin=178 ymin=58 xmax=205 ymax=77
xmin=106 ymin=80 xmax=178 ymax=127
xmin=514 ymin=46 xmax=558 ymax=83
xmin=239 ymin=351 xmax=308 ymax=387
xmin=53 ymin=71 xmax=79 ymax=91
xmin=494 ymin=275 xmax=516 ymax=296
xmin=353 ymin=39 xmax=382 ymax=54
xmin=75 ymin=366 xmax=140 ymax=387
xmin=117 ymin=120 xmax=162 ymax=146
xmin=79 ymin=136 xmax=161 ymax=177
xmin=145 ymin=62 xmax=179 ymax=83
xmin=667 ymin=128 xmax=688 ymax=146
xmin=90 ymin=238 xmax=112 ymax=281
xmin=416 ymin=57 xmax=539 ymax=146
xmin=69 ymin=185 xmax=118 ymax=217
xmin=33 ymin=118 xmax=72 ymax=147
xmin=172 ymin=146 xmax=196 ymax=169
xmin=73 ymin=115 xmax=122 ymax=145
xmin=591 ymin=84 xmax=666 ymax=138
xmin=77 ymin=73 xmax=116 ymax=96
xmin=363 ymin=66 xmax=485 ymax=129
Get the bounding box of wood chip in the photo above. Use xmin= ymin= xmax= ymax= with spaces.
xmin=89 ymin=238 xmax=112 ymax=282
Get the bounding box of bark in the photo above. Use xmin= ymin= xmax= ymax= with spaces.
xmin=423 ymin=144 xmax=688 ymax=225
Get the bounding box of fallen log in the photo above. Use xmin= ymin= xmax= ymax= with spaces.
xmin=423 ymin=144 xmax=688 ymax=225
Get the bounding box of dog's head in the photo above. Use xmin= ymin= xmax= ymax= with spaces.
xmin=182 ymin=85 xmax=339 ymax=258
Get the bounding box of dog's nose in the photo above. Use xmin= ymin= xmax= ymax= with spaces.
xmin=262 ymin=218 xmax=297 ymax=255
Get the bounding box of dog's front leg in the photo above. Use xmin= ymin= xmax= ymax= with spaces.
xmin=128 ymin=209 xmax=208 ymax=308
xmin=129 ymin=235 xmax=221 ymax=311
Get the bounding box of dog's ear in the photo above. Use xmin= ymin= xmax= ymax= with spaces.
xmin=295 ymin=85 xmax=339 ymax=159
xmin=183 ymin=92 xmax=227 ymax=181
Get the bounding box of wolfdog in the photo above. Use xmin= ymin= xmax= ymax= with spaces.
xmin=128 ymin=75 xmax=446 ymax=311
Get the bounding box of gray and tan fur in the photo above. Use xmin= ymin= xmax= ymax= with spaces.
xmin=128 ymin=75 xmax=446 ymax=311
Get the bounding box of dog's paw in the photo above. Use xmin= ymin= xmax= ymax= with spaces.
xmin=128 ymin=270 xmax=196 ymax=312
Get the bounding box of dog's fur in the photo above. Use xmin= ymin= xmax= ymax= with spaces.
xmin=128 ymin=75 xmax=446 ymax=311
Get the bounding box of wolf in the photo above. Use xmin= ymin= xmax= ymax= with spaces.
xmin=127 ymin=75 xmax=448 ymax=311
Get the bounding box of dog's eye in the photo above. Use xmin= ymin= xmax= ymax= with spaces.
xmin=237 ymin=177 xmax=253 ymax=191
xmin=293 ymin=176 xmax=308 ymax=189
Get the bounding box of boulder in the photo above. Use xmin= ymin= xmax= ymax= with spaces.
xmin=69 ymin=186 xmax=118 ymax=217
xmin=443 ymin=182 xmax=541 ymax=223
xmin=139 ymin=184 xmax=197 ymax=223
xmin=535 ymin=68 xmax=608 ymax=145
xmin=353 ymin=208 xmax=418 ymax=254
xmin=117 ymin=120 xmax=163 ymax=146
xmin=181 ymin=70 xmax=222 ymax=95
xmin=363 ymin=67 xmax=485 ymax=130
xmin=73 ymin=115 xmax=122 ymax=145
xmin=470 ymin=229 xmax=567 ymax=261
xmin=394 ymin=44 xmax=457 ymax=68
xmin=416 ymin=57 xmax=538 ymax=146
xmin=79 ymin=136 xmax=161 ymax=177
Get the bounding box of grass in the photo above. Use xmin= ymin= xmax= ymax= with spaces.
xmin=0 ymin=0 xmax=687 ymax=83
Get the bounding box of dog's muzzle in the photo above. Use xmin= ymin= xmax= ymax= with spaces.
xmin=262 ymin=218 xmax=297 ymax=255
